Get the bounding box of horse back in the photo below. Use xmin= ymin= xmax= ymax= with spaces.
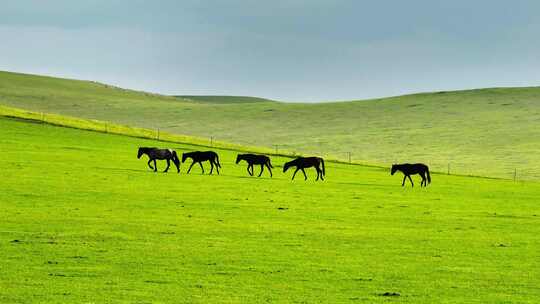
xmin=205 ymin=151 xmax=218 ymax=158
xmin=195 ymin=151 xmax=218 ymax=161
xmin=413 ymin=163 xmax=429 ymax=171
xmin=250 ymin=154 xmax=269 ymax=164
xmin=296 ymin=156 xmax=322 ymax=168
xmin=403 ymin=163 xmax=428 ymax=174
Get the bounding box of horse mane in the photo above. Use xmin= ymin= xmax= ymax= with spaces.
xmin=138 ymin=147 xmax=153 ymax=158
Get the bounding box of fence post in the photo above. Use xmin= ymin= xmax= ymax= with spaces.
xmin=447 ymin=163 xmax=450 ymax=175
xmin=105 ymin=122 xmax=108 ymax=133
xmin=41 ymin=112 xmax=45 ymax=123
xmin=210 ymin=136 xmax=214 ymax=147
xmin=347 ymin=152 xmax=351 ymax=164
xmin=274 ymin=145 xmax=279 ymax=155
xmin=514 ymin=168 xmax=517 ymax=182
xmin=156 ymin=128 xmax=160 ymax=141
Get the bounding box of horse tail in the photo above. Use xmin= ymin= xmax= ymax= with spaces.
xmin=320 ymin=158 xmax=325 ymax=176
xmin=215 ymin=153 xmax=221 ymax=168
xmin=426 ymin=167 xmax=431 ymax=184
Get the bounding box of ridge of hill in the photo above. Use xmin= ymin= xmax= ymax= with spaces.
xmin=1 ymin=70 xmax=540 ymax=179
xmin=176 ymin=95 xmax=277 ymax=104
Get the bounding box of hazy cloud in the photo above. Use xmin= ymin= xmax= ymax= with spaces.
xmin=1 ymin=0 xmax=539 ymax=101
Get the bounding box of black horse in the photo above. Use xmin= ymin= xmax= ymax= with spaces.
xmin=182 ymin=151 xmax=221 ymax=175
xmin=236 ymin=154 xmax=273 ymax=177
xmin=391 ymin=163 xmax=431 ymax=187
xmin=283 ymin=157 xmax=325 ymax=181
xmin=137 ymin=147 xmax=180 ymax=173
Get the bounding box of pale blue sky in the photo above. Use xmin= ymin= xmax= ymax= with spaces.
xmin=1 ymin=0 xmax=539 ymax=101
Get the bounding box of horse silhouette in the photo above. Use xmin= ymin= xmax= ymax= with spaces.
xmin=283 ymin=157 xmax=325 ymax=181
xmin=391 ymin=163 xmax=431 ymax=187
xmin=137 ymin=147 xmax=180 ymax=173
xmin=182 ymin=151 xmax=221 ymax=175
xmin=236 ymin=154 xmax=273 ymax=177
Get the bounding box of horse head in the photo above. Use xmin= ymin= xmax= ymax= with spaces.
xmin=283 ymin=161 xmax=291 ymax=172
xmin=235 ymin=154 xmax=243 ymax=164
xmin=181 ymin=153 xmax=188 ymax=163
xmin=137 ymin=147 xmax=145 ymax=159
xmin=391 ymin=164 xmax=397 ymax=175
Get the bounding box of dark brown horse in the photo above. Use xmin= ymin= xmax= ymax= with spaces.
xmin=283 ymin=157 xmax=325 ymax=181
xmin=137 ymin=147 xmax=180 ymax=173
xmin=236 ymin=154 xmax=273 ymax=177
xmin=391 ymin=163 xmax=431 ymax=187
xmin=182 ymin=151 xmax=221 ymax=175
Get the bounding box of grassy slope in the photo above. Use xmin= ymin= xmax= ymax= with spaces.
xmin=178 ymin=95 xmax=277 ymax=104
xmin=1 ymin=116 xmax=539 ymax=303
xmin=1 ymin=70 xmax=540 ymax=179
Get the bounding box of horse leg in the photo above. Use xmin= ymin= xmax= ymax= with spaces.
xmin=164 ymin=159 xmax=170 ymax=173
xmin=420 ymin=173 xmax=426 ymax=187
xmin=214 ymin=160 xmax=220 ymax=175
xmin=301 ymin=168 xmax=307 ymax=181
xmin=292 ymin=168 xmax=299 ymax=180
xmin=147 ymin=159 xmax=154 ymax=170
xmin=315 ymin=166 xmax=324 ymax=180
xmin=153 ymin=159 xmax=158 ymax=172
xmin=408 ymin=175 xmax=414 ymax=187
xmin=258 ymin=164 xmax=264 ymax=177
xmin=247 ymin=165 xmax=252 ymax=176
xmin=209 ymin=160 xmax=214 ymax=175
xmin=187 ymin=162 xmax=195 ymax=174
xmin=265 ymin=163 xmax=272 ymax=177
xmin=199 ymin=162 xmax=205 ymax=174
xmin=402 ymin=175 xmax=406 ymax=186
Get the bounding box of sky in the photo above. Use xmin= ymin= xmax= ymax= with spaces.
xmin=1 ymin=0 xmax=540 ymax=102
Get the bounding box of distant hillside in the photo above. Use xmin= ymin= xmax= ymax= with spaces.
xmin=176 ymin=95 xmax=277 ymax=104
xmin=2 ymin=70 xmax=540 ymax=179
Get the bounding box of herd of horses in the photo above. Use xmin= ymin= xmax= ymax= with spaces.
xmin=137 ymin=147 xmax=431 ymax=186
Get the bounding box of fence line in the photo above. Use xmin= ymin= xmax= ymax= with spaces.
xmin=173 ymin=136 xmax=533 ymax=181
xmin=2 ymin=107 xmax=537 ymax=182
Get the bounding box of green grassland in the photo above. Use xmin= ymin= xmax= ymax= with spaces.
xmin=1 ymin=116 xmax=539 ymax=303
xmin=177 ymin=95 xmax=277 ymax=104
xmin=1 ymin=71 xmax=540 ymax=179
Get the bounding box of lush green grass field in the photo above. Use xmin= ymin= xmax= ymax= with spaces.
xmin=2 ymin=71 xmax=540 ymax=180
xmin=178 ymin=95 xmax=277 ymax=104
xmin=1 ymin=116 xmax=539 ymax=303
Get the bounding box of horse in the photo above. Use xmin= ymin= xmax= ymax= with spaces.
xmin=137 ymin=147 xmax=180 ymax=173
xmin=182 ymin=151 xmax=221 ymax=175
xmin=391 ymin=163 xmax=431 ymax=187
xmin=283 ymin=157 xmax=325 ymax=181
xmin=236 ymin=154 xmax=273 ymax=177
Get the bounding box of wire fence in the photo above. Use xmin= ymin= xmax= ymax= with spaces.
xmin=202 ymin=136 xmax=539 ymax=181
xmin=2 ymin=106 xmax=538 ymax=182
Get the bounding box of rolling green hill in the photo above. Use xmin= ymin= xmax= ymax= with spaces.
xmin=177 ymin=95 xmax=277 ymax=104
xmin=1 ymin=70 xmax=540 ymax=179
xmin=2 ymin=115 xmax=539 ymax=303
